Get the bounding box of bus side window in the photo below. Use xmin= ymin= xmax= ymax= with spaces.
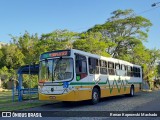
xmin=121 ymin=64 xmax=126 ymax=76
xmin=88 ymin=57 xmax=99 ymax=74
xmin=133 ymin=67 xmax=137 ymax=77
xmin=127 ymin=66 xmax=133 ymax=77
xmin=130 ymin=66 xmax=133 ymax=77
xmin=137 ymin=68 xmax=141 ymax=77
xmin=115 ymin=63 xmax=120 ymax=76
xmin=75 ymin=54 xmax=87 ymax=81
xmin=100 ymin=60 xmax=107 ymax=74
xmin=108 ymin=62 xmax=115 ymax=75
xmin=127 ymin=66 xmax=130 ymax=76
xmin=133 ymin=67 xmax=141 ymax=77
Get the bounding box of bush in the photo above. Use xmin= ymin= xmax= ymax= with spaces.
xmin=2 ymin=81 xmax=7 ymax=89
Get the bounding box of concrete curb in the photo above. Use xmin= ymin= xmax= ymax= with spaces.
xmin=141 ymin=89 xmax=152 ymax=92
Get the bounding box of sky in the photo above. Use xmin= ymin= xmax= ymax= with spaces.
xmin=0 ymin=0 xmax=160 ymax=49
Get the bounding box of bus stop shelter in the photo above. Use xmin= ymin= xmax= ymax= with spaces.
xmin=15 ymin=64 xmax=39 ymax=102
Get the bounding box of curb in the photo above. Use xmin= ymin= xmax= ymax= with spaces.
xmin=141 ymin=89 xmax=152 ymax=92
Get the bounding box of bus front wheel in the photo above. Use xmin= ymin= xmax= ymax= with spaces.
xmin=91 ymin=88 xmax=100 ymax=105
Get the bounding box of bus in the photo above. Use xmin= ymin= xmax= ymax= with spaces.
xmin=38 ymin=49 xmax=142 ymax=104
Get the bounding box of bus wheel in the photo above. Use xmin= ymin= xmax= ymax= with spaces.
xmin=130 ymin=86 xmax=134 ymax=97
xmin=91 ymin=88 xmax=100 ymax=105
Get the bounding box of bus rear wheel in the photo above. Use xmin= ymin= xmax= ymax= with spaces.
xmin=130 ymin=86 xmax=134 ymax=97
xmin=91 ymin=88 xmax=100 ymax=105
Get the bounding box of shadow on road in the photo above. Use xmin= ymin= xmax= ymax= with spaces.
xmin=37 ymin=94 xmax=140 ymax=110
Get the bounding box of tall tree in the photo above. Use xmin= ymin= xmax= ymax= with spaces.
xmin=88 ymin=9 xmax=152 ymax=58
xmin=39 ymin=30 xmax=78 ymax=51
xmin=0 ymin=44 xmax=25 ymax=69
xmin=12 ymin=31 xmax=39 ymax=64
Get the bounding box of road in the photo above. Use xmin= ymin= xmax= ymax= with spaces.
xmin=1 ymin=90 xmax=160 ymax=120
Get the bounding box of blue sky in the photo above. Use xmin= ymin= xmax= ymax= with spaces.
xmin=0 ymin=0 xmax=160 ymax=49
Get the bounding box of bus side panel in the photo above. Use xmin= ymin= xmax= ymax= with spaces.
xmin=134 ymin=84 xmax=141 ymax=92
xmin=100 ymin=87 xmax=110 ymax=98
xmin=76 ymin=86 xmax=92 ymax=101
xmin=100 ymin=86 xmax=130 ymax=98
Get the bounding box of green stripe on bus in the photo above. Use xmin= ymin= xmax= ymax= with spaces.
xmin=70 ymin=82 xmax=96 ymax=85
xmin=128 ymin=82 xmax=142 ymax=84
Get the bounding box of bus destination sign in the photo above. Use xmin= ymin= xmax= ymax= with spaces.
xmin=40 ymin=50 xmax=70 ymax=59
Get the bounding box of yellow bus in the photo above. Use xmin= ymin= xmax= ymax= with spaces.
xmin=38 ymin=49 xmax=142 ymax=104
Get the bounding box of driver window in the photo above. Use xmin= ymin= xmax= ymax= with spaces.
xmin=54 ymin=59 xmax=73 ymax=80
xmin=75 ymin=54 xmax=87 ymax=81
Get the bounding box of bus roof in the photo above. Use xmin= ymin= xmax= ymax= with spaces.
xmin=71 ymin=49 xmax=141 ymax=68
xmin=40 ymin=49 xmax=141 ymax=68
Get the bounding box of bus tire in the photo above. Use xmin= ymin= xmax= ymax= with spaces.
xmin=129 ymin=86 xmax=134 ymax=97
xmin=91 ymin=88 xmax=100 ymax=105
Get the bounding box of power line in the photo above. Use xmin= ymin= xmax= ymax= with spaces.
xmin=137 ymin=5 xmax=160 ymax=15
xmin=70 ymin=3 xmax=160 ymax=32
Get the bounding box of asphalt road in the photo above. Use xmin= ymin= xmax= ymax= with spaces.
xmin=1 ymin=90 xmax=160 ymax=120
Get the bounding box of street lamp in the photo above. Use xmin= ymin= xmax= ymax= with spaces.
xmin=152 ymin=2 xmax=160 ymax=7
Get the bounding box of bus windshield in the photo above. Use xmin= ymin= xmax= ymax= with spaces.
xmin=39 ymin=58 xmax=73 ymax=82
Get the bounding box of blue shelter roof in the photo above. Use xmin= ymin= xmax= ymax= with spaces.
xmin=17 ymin=64 xmax=39 ymax=74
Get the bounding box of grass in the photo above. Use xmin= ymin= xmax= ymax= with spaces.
xmin=0 ymin=102 xmax=47 ymax=111
xmin=0 ymin=90 xmax=56 ymax=111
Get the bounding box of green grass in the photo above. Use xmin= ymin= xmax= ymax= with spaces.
xmin=0 ymin=90 xmax=56 ymax=111
xmin=0 ymin=91 xmax=12 ymax=96
xmin=0 ymin=102 xmax=47 ymax=111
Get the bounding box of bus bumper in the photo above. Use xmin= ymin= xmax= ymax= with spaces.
xmin=39 ymin=91 xmax=78 ymax=101
xmin=39 ymin=89 xmax=92 ymax=102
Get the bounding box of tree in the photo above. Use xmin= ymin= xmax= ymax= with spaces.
xmin=156 ymin=64 xmax=160 ymax=79
xmin=0 ymin=44 xmax=25 ymax=69
xmin=12 ymin=31 xmax=39 ymax=64
xmin=0 ymin=49 xmax=4 ymax=68
xmin=142 ymin=49 xmax=160 ymax=82
xmin=39 ymin=30 xmax=78 ymax=51
xmin=73 ymin=32 xmax=110 ymax=57
xmin=87 ymin=9 xmax=152 ymax=58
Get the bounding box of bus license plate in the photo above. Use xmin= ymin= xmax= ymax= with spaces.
xmin=49 ymin=96 xmax=56 ymax=99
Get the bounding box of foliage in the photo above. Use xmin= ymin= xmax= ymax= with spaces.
xmin=0 ymin=66 xmax=16 ymax=89
xmin=87 ymin=9 xmax=152 ymax=58
xmin=0 ymin=30 xmax=78 ymax=88
xmin=12 ymin=31 xmax=39 ymax=64
xmin=86 ymin=9 xmax=160 ymax=86
xmin=40 ymin=29 xmax=78 ymax=51
xmin=0 ymin=44 xmax=25 ymax=69
xmin=22 ymin=75 xmax=38 ymax=88
xmin=156 ymin=64 xmax=160 ymax=79
xmin=73 ymin=32 xmax=110 ymax=57
xmin=0 ymin=9 xmax=159 ymax=89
